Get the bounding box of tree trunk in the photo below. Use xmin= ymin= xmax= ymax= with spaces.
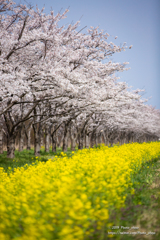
xmin=0 ymin=126 xmax=3 ymax=154
xmin=34 ymin=130 xmax=40 ymax=156
xmin=27 ymin=128 xmax=31 ymax=150
xmin=45 ymin=124 xmax=50 ymax=153
xmin=63 ymin=124 xmax=68 ymax=152
xmin=69 ymin=123 xmax=77 ymax=151
xmin=85 ymin=134 xmax=90 ymax=148
xmin=7 ymin=134 xmax=15 ymax=158
xmin=102 ymin=131 xmax=107 ymax=145
xmin=40 ymin=128 xmax=44 ymax=147
xmin=103 ymin=130 xmax=109 ymax=146
xmin=78 ymin=136 xmax=83 ymax=150
xmin=63 ymin=137 xmax=68 ymax=152
xmin=63 ymin=135 xmax=68 ymax=152
xmin=78 ymin=131 xmax=84 ymax=150
xmin=70 ymin=130 xmax=77 ymax=151
xmin=52 ymin=134 xmax=56 ymax=152
xmin=71 ymin=136 xmax=76 ymax=151
xmin=95 ymin=133 xmax=98 ymax=147
xmin=19 ymin=124 xmax=24 ymax=152
xmin=90 ymin=131 xmax=96 ymax=148
xmin=57 ymin=134 xmax=61 ymax=148
xmin=51 ymin=127 xmax=57 ymax=152
xmin=98 ymin=133 xmax=102 ymax=144
xmin=33 ymin=123 xmax=41 ymax=156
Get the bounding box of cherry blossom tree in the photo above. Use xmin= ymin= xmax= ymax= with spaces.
xmin=0 ymin=0 xmax=160 ymax=158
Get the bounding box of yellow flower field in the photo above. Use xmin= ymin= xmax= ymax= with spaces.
xmin=0 ymin=142 xmax=160 ymax=240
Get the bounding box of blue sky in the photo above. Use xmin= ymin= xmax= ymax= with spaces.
xmin=18 ymin=0 xmax=160 ymax=109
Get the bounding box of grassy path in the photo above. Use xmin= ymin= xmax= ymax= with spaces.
xmin=116 ymin=159 xmax=160 ymax=240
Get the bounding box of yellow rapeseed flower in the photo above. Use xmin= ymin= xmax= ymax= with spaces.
xmin=0 ymin=142 xmax=159 ymax=240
